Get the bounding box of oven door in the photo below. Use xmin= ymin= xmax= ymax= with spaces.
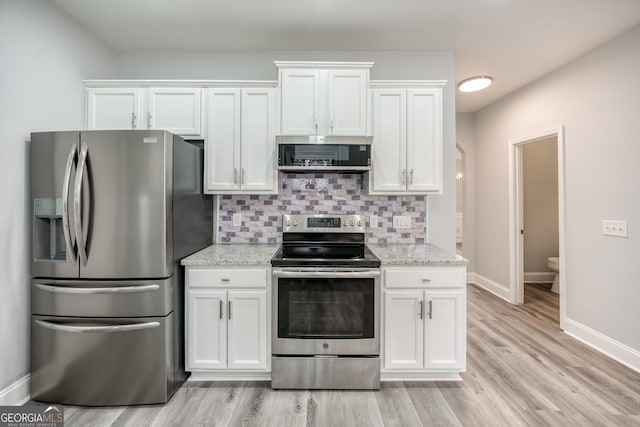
xmin=272 ymin=268 xmax=380 ymax=356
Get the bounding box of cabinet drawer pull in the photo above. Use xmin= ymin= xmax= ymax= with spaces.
xmin=219 ymin=300 xmax=223 ymax=320
xmin=427 ymin=300 xmax=433 ymax=320
xmin=421 ymin=278 xmax=431 ymax=283
xmin=221 ymin=278 xmax=230 ymax=283
xmin=228 ymin=301 xmax=232 ymax=320
xmin=419 ymin=300 xmax=424 ymax=319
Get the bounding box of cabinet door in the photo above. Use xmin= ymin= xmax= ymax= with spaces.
xmin=148 ymin=88 xmax=202 ymax=136
xmin=187 ymin=290 xmax=227 ymax=370
xmin=86 ymin=88 xmax=142 ymax=130
xmin=227 ymin=291 xmax=268 ymax=370
xmin=280 ymin=69 xmax=320 ymax=135
xmin=371 ymin=89 xmax=407 ymax=192
xmin=327 ymin=69 xmax=368 ymax=135
xmin=423 ymin=290 xmax=465 ymax=370
xmin=206 ymin=89 xmax=241 ymax=191
xmin=406 ymin=88 xmax=443 ymax=192
xmin=384 ymin=290 xmax=424 ymax=369
xmin=241 ymin=88 xmax=276 ymax=191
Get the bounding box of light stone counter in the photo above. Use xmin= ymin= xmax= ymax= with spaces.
xmin=181 ymin=244 xmax=279 ymax=266
xmin=368 ymin=243 xmax=468 ymax=266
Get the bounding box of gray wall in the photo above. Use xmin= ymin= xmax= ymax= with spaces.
xmin=455 ymin=113 xmax=476 ymax=272
xmin=116 ymin=50 xmax=457 ymax=252
xmin=523 ymin=136 xmax=559 ymax=274
xmin=0 ymin=0 xmax=115 ymax=395
xmin=472 ymin=25 xmax=640 ymax=357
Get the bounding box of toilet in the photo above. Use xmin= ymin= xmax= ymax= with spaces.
xmin=547 ymin=256 xmax=560 ymax=293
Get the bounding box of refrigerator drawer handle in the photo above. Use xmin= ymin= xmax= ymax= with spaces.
xmin=34 ymin=283 xmax=160 ymax=294
xmin=74 ymin=141 xmax=90 ymax=266
xmin=35 ymin=320 xmax=160 ymax=333
xmin=62 ymin=143 xmax=78 ymax=265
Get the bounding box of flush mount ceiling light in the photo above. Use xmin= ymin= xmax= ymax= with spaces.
xmin=458 ymin=76 xmax=493 ymax=93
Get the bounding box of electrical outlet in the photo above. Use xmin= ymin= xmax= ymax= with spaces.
xmin=392 ymin=216 xmax=411 ymax=229
xmin=602 ymin=219 xmax=628 ymax=237
xmin=369 ymin=215 xmax=378 ymax=229
xmin=232 ymin=213 xmax=242 ymax=227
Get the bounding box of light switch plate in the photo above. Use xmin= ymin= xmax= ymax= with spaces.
xmin=369 ymin=215 xmax=378 ymax=229
xmin=602 ymin=219 xmax=627 ymax=237
xmin=232 ymin=213 xmax=242 ymax=227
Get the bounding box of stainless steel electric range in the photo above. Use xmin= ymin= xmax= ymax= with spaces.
xmin=271 ymin=214 xmax=381 ymax=390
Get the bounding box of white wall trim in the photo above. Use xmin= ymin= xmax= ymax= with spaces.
xmin=508 ymin=126 xmax=567 ymax=329
xmin=524 ymin=272 xmax=554 ymax=283
xmin=0 ymin=375 xmax=30 ymax=406
xmin=564 ymin=318 xmax=640 ymax=374
xmin=468 ymin=273 xmax=512 ymax=302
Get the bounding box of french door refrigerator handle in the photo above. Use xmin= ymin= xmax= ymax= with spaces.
xmin=74 ymin=141 xmax=89 ymax=266
xmin=35 ymin=320 xmax=160 ymax=333
xmin=34 ymin=283 xmax=160 ymax=294
xmin=62 ymin=143 xmax=78 ymax=265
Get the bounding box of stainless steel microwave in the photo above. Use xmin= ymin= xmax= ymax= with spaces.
xmin=276 ymin=135 xmax=373 ymax=172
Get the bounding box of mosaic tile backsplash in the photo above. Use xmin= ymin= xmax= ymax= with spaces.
xmin=218 ymin=173 xmax=427 ymax=244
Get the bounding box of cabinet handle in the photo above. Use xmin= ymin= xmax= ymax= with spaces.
xmin=421 ymin=278 xmax=431 ymax=283
xmin=314 ymin=113 xmax=319 ymax=132
xmin=241 ymin=168 xmax=245 ymax=186
xmin=131 ymin=112 xmax=137 ymax=129
xmin=427 ymin=300 xmax=433 ymax=320
xmin=330 ymin=112 xmax=334 ymax=132
xmin=221 ymin=278 xmax=230 ymax=283
xmin=147 ymin=112 xmax=152 ymax=129
xmin=233 ymin=168 xmax=238 ymax=184
xmin=219 ymin=300 xmax=223 ymax=320
xmin=419 ymin=300 xmax=424 ymax=319
xmin=228 ymin=301 xmax=232 ymax=320
xmin=410 ymin=169 xmax=414 ymax=185
xmin=401 ymin=169 xmax=406 ymax=185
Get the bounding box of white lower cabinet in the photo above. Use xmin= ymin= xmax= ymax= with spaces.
xmin=382 ymin=266 xmax=466 ymax=379
xmin=186 ymin=267 xmax=269 ymax=377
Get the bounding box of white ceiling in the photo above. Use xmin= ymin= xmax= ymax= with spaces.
xmin=51 ymin=0 xmax=640 ymax=112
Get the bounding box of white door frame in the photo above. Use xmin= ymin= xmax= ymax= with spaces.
xmin=508 ymin=126 xmax=567 ymax=330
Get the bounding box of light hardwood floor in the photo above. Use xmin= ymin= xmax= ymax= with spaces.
xmin=55 ymin=284 xmax=640 ymax=426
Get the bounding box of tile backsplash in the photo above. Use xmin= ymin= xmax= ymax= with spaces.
xmin=218 ymin=173 xmax=427 ymax=244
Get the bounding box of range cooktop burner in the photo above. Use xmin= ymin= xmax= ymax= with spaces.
xmin=270 ymin=214 xmax=381 ymax=268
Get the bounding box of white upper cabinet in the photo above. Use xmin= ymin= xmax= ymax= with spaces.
xmin=85 ymin=85 xmax=203 ymax=137
xmin=205 ymin=86 xmax=277 ymax=194
xmin=277 ymin=62 xmax=372 ymax=136
xmin=86 ymin=88 xmax=142 ymax=130
xmin=147 ymin=88 xmax=202 ymax=136
xmin=368 ymin=82 xmax=445 ymax=194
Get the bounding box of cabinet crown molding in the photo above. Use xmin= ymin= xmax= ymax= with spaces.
xmin=83 ymin=80 xmax=278 ymax=88
xmin=274 ymin=61 xmax=374 ymax=70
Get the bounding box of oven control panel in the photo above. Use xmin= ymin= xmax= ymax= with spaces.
xmin=282 ymin=214 xmax=365 ymax=233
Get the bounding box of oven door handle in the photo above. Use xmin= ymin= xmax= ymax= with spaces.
xmin=272 ymin=269 xmax=380 ymax=279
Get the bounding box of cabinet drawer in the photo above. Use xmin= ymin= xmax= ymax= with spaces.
xmin=188 ymin=268 xmax=268 ymax=288
xmin=384 ymin=267 xmax=465 ymax=289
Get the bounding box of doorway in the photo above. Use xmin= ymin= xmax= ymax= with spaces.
xmin=455 ymin=146 xmax=465 ymax=255
xmin=508 ymin=126 xmax=567 ymax=330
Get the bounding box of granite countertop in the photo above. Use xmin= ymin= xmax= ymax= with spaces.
xmin=367 ymin=243 xmax=468 ymax=266
xmin=181 ymin=244 xmax=279 ymax=266
xmin=182 ymin=243 xmax=467 ymax=267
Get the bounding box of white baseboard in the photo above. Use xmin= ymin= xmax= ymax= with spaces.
xmin=468 ymin=273 xmax=513 ymax=303
xmin=563 ymin=318 xmax=640 ymax=374
xmin=0 ymin=375 xmax=30 ymax=406
xmin=524 ymin=272 xmax=554 ymax=283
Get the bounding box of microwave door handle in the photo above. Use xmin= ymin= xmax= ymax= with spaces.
xmin=74 ymin=141 xmax=89 ymax=266
xmin=62 ymin=142 xmax=78 ymax=265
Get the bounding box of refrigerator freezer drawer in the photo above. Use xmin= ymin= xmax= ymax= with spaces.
xmin=31 ymin=314 xmax=174 ymax=406
xmin=31 ymin=278 xmax=173 ymax=317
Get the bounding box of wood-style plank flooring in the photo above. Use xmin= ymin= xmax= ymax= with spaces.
xmin=55 ymin=284 xmax=640 ymax=426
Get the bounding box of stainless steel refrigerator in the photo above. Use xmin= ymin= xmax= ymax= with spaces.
xmin=29 ymin=130 xmax=212 ymax=406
